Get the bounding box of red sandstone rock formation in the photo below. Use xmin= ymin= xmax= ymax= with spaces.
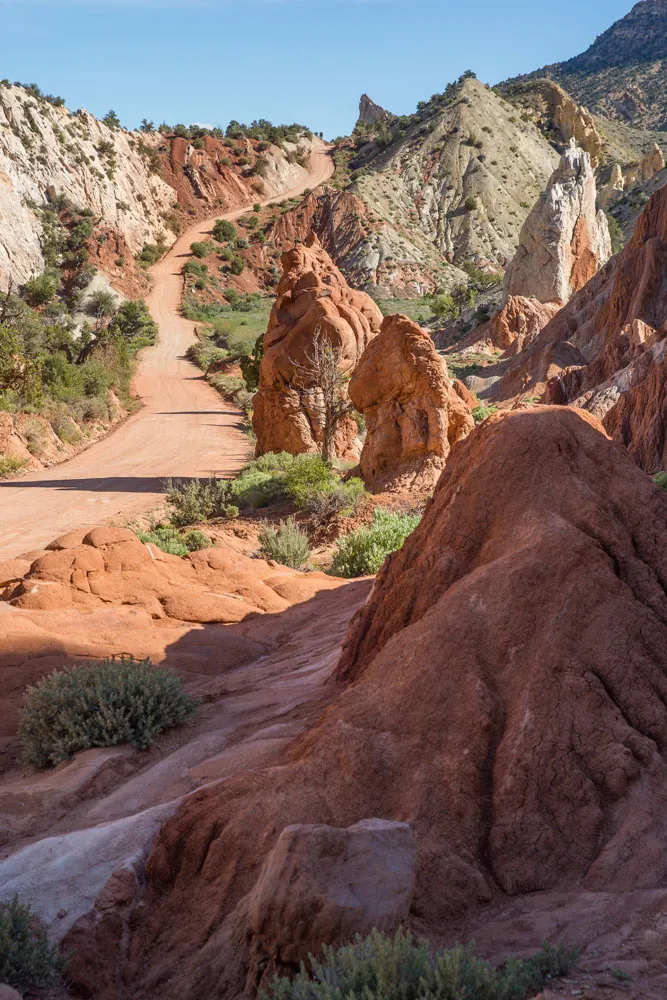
xmin=471 ymin=296 xmax=562 ymax=356
xmin=252 ymin=234 xmax=382 ymax=459
xmin=349 ymin=314 xmax=474 ymax=490
xmin=83 ymin=407 xmax=667 ymax=1000
xmin=499 ymin=184 xmax=667 ymax=471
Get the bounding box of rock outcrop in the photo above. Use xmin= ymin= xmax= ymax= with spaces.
xmin=349 ymin=314 xmax=474 ymax=490
xmin=598 ymin=143 xmax=666 ymax=209
xmin=252 ymin=235 xmax=382 ymax=459
xmin=498 ymin=184 xmax=667 ymax=471
xmin=89 ymin=407 xmax=667 ymax=1000
xmin=504 ymin=142 xmax=611 ymax=306
xmin=358 ymin=94 xmax=390 ymax=125
xmin=466 ymin=296 xmax=562 ymax=357
xmin=248 ymin=819 xmax=416 ymax=966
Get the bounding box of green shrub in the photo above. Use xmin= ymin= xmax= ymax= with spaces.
xmin=284 ymin=454 xmax=338 ymax=508
xmin=190 ymin=241 xmax=210 ymax=259
xmin=305 ymin=478 xmax=366 ymax=526
xmin=23 ymin=273 xmax=59 ymax=306
xmin=230 ymin=256 xmax=246 ymax=275
xmin=464 ymin=196 xmax=478 ymax=211
xmin=258 ymin=517 xmax=311 ymax=569
xmin=230 ymin=452 xmax=295 ymax=508
xmin=19 ymin=657 xmax=198 ymax=769
xmin=654 ymin=471 xmax=667 ymax=491
xmin=213 ymin=219 xmax=237 ymax=243
xmin=472 ymin=404 xmax=498 ymax=424
xmin=165 ymin=476 xmax=239 ymax=527
xmin=0 ymin=896 xmax=64 ymax=991
xmin=263 ymin=928 xmax=578 ymax=1000
xmin=137 ymin=525 xmax=213 ymax=555
xmin=138 ymin=242 xmax=166 ymax=265
xmin=0 ymin=454 xmax=26 ymax=478
xmin=330 ymin=508 xmax=421 ymax=578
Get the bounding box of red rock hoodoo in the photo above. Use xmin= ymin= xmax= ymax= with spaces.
xmin=252 ymin=234 xmax=382 ymax=459
xmin=102 ymin=407 xmax=667 ymax=1000
xmin=349 ymin=314 xmax=474 ymax=490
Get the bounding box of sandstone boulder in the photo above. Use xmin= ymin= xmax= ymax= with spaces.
xmin=113 ymin=407 xmax=667 ymax=1000
xmin=252 ymin=234 xmax=382 ymax=459
xmin=249 ymin=818 xmax=416 ymax=965
xmin=504 ymin=142 xmax=611 ymax=306
xmin=349 ymin=314 xmax=474 ymax=490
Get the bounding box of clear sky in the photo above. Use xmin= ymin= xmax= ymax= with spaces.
xmin=0 ymin=0 xmax=635 ymax=138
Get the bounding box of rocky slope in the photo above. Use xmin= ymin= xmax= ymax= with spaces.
xmin=507 ymin=0 xmax=667 ymax=131
xmin=47 ymin=407 xmax=667 ymax=1000
xmin=266 ymin=78 xmax=560 ymax=297
xmin=0 ymin=81 xmax=316 ymax=292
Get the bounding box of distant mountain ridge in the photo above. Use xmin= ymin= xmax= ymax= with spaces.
xmin=504 ymin=0 xmax=667 ymax=131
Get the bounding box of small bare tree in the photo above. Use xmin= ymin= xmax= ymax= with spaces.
xmin=290 ymin=327 xmax=353 ymax=465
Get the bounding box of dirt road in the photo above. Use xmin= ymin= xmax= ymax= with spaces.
xmin=0 ymin=143 xmax=333 ymax=561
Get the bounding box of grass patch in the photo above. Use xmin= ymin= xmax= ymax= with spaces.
xmin=375 ymin=297 xmax=436 ymax=323
xmin=263 ymin=928 xmax=579 ymax=1000
xmin=472 ymin=404 xmax=498 ymax=424
xmin=20 ymin=657 xmax=198 ymax=769
xmin=330 ymin=507 xmax=421 ymax=578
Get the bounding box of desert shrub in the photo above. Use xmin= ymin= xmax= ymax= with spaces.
xmin=190 ymin=241 xmax=210 ymax=259
xmin=284 ymin=454 xmax=339 ymax=508
xmin=654 ymin=471 xmax=667 ymax=491
xmin=184 ymin=529 xmax=213 ymax=551
xmin=137 ymin=525 xmax=212 ymax=555
xmin=464 ymin=196 xmax=478 ymax=211
xmin=19 ymin=657 xmax=198 ymax=769
xmin=258 ymin=517 xmax=310 ymax=569
xmin=230 ymin=452 xmax=295 ymax=508
xmin=213 ymin=219 xmax=237 ymax=243
xmin=263 ymin=928 xmax=578 ymax=1000
xmin=305 ymin=478 xmax=366 ymax=527
xmin=23 ymin=273 xmax=59 ymax=306
xmin=165 ymin=476 xmax=239 ymax=526
xmin=0 ymin=895 xmax=64 ymax=991
xmin=472 ymin=404 xmax=498 ymax=424
xmin=0 ymin=454 xmax=26 ymax=478
xmin=230 ymin=256 xmax=246 ymax=275
xmin=138 ymin=242 xmax=166 ymax=265
xmin=430 ymin=293 xmax=457 ymax=321
xmin=330 ymin=507 xmax=421 ymax=578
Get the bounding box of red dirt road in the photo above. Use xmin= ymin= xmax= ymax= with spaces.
xmin=0 ymin=143 xmax=333 ymax=561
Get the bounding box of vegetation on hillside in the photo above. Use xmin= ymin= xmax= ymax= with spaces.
xmin=0 ymin=896 xmax=65 ymax=991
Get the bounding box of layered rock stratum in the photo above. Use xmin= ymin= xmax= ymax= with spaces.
xmin=349 ymin=313 xmax=474 ymax=490
xmin=252 ymin=234 xmax=382 ymax=459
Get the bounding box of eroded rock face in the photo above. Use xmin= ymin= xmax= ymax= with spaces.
xmin=598 ymin=144 xmax=666 ymax=209
xmin=358 ymin=94 xmax=389 ymax=124
xmin=470 ymin=296 xmax=562 ymax=357
xmin=252 ymin=234 xmax=382 ymax=459
xmin=499 ymin=184 xmax=667 ymax=471
xmin=249 ymin=819 xmax=416 ymax=965
xmin=113 ymin=408 xmax=667 ymax=1000
xmin=349 ymin=314 xmax=474 ymax=490
xmin=504 ymin=142 xmax=611 ymax=306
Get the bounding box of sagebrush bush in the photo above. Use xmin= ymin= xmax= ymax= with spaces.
xmin=263 ymin=928 xmax=578 ymax=1000
xmin=305 ymin=478 xmax=366 ymax=526
xmin=472 ymin=404 xmax=498 ymax=424
xmin=330 ymin=508 xmax=421 ymax=578
xmin=230 ymin=452 xmax=295 ymax=508
xmin=0 ymin=454 xmax=26 ymax=478
xmin=654 ymin=471 xmax=667 ymax=491
xmin=0 ymin=896 xmax=64 ymax=991
xmin=20 ymin=657 xmax=198 ymax=769
xmin=258 ymin=517 xmax=311 ymax=569
xmin=165 ymin=477 xmax=239 ymax=527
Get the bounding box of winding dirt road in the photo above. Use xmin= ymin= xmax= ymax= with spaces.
xmin=0 ymin=143 xmax=333 ymax=561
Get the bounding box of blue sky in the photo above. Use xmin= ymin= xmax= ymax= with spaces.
xmin=0 ymin=0 xmax=634 ymax=138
